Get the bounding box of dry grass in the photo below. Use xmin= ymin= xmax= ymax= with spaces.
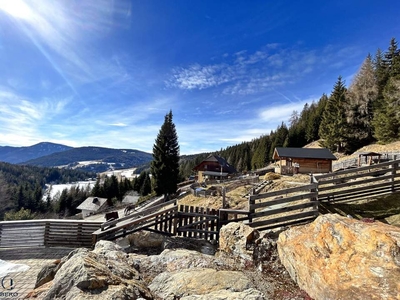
xmin=264 ymin=172 xmax=281 ymax=180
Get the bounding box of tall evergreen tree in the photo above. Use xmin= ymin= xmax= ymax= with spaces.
xmin=384 ymin=38 xmax=400 ymax=77
xmin=151 ymin=110 xmax=180 ymax=199
xmin=319 ymin=76 xmax=349 ymax=152
xmin=374 ymin=48 xmax=388 ymax=109
xmin=373 ymin=77 xmax=400 ymax=142
xmin=305 ymin=95 xmax=327 ymax=142
xmin=346 ymin=54 xmax=378 ymax=149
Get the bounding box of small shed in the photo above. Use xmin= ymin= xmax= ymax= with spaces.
xmin=357 ymin=152 xmax=382 ymax=166
xmin=77 ymin=197 xmax=108 ymax=218
xmin=273 ymin=147 xmax=337 ymax=175
xmin=193 ymin=155 xmax=237 ymax=182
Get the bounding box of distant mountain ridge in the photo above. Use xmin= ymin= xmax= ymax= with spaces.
xmin=0 ymin=142 xmax=153 ymax=173
xmin=0 ymin=142 xmax=73 ymax=164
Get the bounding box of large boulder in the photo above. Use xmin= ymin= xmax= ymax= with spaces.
xmin=127 ymin=231 xmax=165 ymax=249
xmin=278 ymin=214 xmax=400 ymax=300
xmin=219 ymin=222 xmax=260 ymax=261
xmin=29 ymin=241 xmax=156 ymax=300
xmin=132 ymin=248 xmax=226 ymax=284
xmin=149 ymin=268 xmax=265 ymax=300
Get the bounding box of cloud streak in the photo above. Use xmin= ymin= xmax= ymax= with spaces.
xmin=167 ymin=44 xmax=354 ymax=96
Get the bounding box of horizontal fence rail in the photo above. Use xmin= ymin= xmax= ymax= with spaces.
xmin=247 ymin=182 xmax=319 ymax=231
xmin=177 ymin=205 xmax=219 ymax=240
xmin=2 ymin=159 xmax=399 ymax=249
xmin=0 ymin=219 xmax=102 ymax=248
xmin=315 ymin=159 xmax=400 ymax=203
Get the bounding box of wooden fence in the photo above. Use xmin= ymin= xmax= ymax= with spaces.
xmin=247 ymin=183 xmax=319 ymax=231
xmin=176 ymin=205 xmax=219 ymax=240
xmin=314 ymin=159 xmax=400 ymax=203
xmin=2 ymin=159 xmax=399 ymax=249
xmin=0 ymin=219 xmax=102 ymax=248
xmin=93 ymin=201 xmax=220 ymax=245
xmin=93 ymin=199 xmax=178 ymax=244
xmin=332 ymin=151 xmax=400 ymax=171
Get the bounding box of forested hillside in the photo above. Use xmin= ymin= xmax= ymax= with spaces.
xmin=23 ymin=146 xmax=153 ymax=170
xmin=0 ymin=162 xmax=95 ymax=220
xmin=179 ymin=38 xmax=400 ymax=178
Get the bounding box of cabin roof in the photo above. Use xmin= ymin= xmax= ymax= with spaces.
xmin=77 ymin=197 xmax=108 ymax=212
xmin=193 ymin=154 xmax=237 ymax=173
xmin=273 ymin=147 xmax=337 ymax=160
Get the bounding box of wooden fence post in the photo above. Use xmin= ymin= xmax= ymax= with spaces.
xmin=310 ymin=174 xmax=318 ymax=210
xmin=44 ymin=221 xmax=50 ymax=247
xmin=248 ymin=190 xmax=255 ymax=224
xmin=391 ymin=155 xmax=398 ymax=192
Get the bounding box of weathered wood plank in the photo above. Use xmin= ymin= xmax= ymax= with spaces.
xmin=255 ymin=215 xmax=318 ymax=231
xmin=318 ymin=173 xmax=397 ymax=192
xmin=249 ymin=210 xmax=319 ymax=228
xmin=250 ymin=192 xmax=318 ymax=210
xmin=250 ymin=202 xmax=318 ymax=218
xmin=315 ymin=159 xmax=400 ymax=180
xmin=101 ymin=199 xmax=176 ymax=229
xmin=319 ymin=180 xmax=395 ymax=199
xmin=249 ymin=183 xmax=317 ymax=201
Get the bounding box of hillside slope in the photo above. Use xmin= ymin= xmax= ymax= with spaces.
xmin=0 ymin=142 xmax=72 ymax=164
xmin=22 ymin=146 xmax=153 ymax=172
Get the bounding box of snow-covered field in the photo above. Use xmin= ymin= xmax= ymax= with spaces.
xmin=101 ymin=168 xmax=138 ymax=180
xmin=43 ymin=181 xmax=96 ymax=201
xmin=0 ymin=260 xmax=30 ymax=277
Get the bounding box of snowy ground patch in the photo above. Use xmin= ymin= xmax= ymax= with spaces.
xmin=0 ymin=260 xmax=30 ymax=278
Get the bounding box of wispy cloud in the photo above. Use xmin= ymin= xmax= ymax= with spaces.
xmin=0 ymin=0 xmax=133 ymax=92
xmin=259 ymin=98 xmax=316 ymax=123
xmin=167 ymin=44 xmax=353 ymax=96
xmin=0 ymin=88 xmax=71 ymax=145
xmin=109 ymin=123 xmax=128 ymax=127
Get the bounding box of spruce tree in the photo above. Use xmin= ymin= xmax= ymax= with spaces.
xmin=373 ymin=77 xmax=400 ymax=142
xmin=346 ymin=54 xmax=378 ymax=149
xmin=319 ymin=76 xmax=349 ymax=152
xmin=151 ymin=110 xmax=180 ymax=199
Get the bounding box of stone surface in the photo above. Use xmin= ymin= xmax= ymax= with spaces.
xmin=29 ymin=241 xmax=156 ymax=300
xmin=34 ymin=260 xmax=59 ymax=288
xmin=163 ymin=236 xmax=217 ymax=255
xmin=219 ymin=222 xmax=260 ymax=261
xmin=278 ymin=213 xmax=400 ymax=300
xmin=149 ymin=268 xmax=264 ymax=300
xmin=132 ymin=248 xmax=226 ymax=284
xmin=128 ymin=231 xmax=165 ymax=248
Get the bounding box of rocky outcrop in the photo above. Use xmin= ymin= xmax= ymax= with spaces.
xmin=149 ymin=268 xmax=265 ymax=300
xmin=127 ymin=231 xmax=165 ymax=249
xmin=30 ymin=241 xmax=155 ymax=299
xmin=218 ymin=222 xmax=260 ymax=261
xmin=30 ymin=223 xmax=313 ymax=299
xmin=278 ymin=213 xmax=400 ymax=300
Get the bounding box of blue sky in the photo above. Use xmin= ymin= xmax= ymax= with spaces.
xmin=0 ymin=1 xmax=399 ymax=155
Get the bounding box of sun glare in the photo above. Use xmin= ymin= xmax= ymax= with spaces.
xmin=0 ymin=0 xmax=34 ymax=20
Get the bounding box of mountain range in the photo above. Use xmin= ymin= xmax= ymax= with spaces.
xmin=0 ymin=142 xmax=153 ymax=172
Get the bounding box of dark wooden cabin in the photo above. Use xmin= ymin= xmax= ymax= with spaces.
xmin=193 ymin=155 xmax=237 ymax=182
xmin=273 ymin=147 xmax=337 ymax=175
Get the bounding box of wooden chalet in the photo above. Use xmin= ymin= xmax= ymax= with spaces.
xmin=77 ymin=197 xmax=108 ymax=218
xmin=273 ymin=147 xmax=337 ymax=175
xmin=193 ymin=155 xmax=237 ymax=182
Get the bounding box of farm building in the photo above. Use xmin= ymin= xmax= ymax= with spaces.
xmin=193 ymin=154 xmax=237 ymax=182
xmin=273 ymin=147 xmax=337 ymax=175
xmin=77 ymin=197 xmax=108 ymax=218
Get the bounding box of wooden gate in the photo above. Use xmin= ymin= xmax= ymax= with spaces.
xmin=176 ymin=205 xmax=219 ymax=241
